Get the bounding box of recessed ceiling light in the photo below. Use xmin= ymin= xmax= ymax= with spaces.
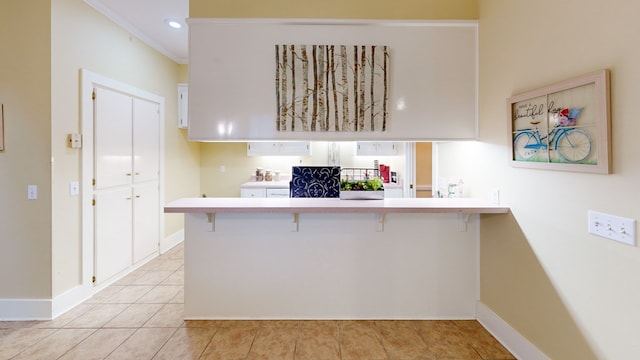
xmin=165 ymin=18 xmax=183 ymax=29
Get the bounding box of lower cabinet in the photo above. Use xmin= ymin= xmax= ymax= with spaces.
xmin=384 ymin=187 xmax=404 ymax=198
xmin=240 ymin=188 xmax=267 ymax=198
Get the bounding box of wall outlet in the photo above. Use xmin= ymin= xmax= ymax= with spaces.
xmin=588 ymin=210 xmax=636 ymax=246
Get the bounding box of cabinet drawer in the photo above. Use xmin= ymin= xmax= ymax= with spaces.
xmin=240 ymin=188 xmax=267 ymax=198
xmin=266 ymin=188 xmax=289 ymax=198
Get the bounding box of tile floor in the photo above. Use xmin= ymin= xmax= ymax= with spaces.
xmin=0 ymin=243 xmax=515 ymax=360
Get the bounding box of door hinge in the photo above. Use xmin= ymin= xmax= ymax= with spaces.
xmin=92 ymin=178 xmax=96 ymax=186
xmin=92 ymin=276 xmax=96 ymax=284
xmin=92 ymin=199 xmax=96 ymax=206
xmin=92 ymin=91 xmax=96 ymax=100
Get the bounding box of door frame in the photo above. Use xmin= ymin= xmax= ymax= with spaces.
xmin=80 ymin=69 xmax=165 ymax=290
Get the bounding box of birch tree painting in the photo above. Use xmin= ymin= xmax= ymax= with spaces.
xmin=275 ymin=44 xmax=390 ymax=132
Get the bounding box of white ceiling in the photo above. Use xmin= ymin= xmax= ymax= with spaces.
xmin=84 ymin=0 xmax=189 ymax=64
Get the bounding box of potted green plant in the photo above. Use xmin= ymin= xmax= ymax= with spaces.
xmin=339 ymin=177 xmax=385 ymax=200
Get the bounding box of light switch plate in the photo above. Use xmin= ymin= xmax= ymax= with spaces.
xmin=27 ymin=185 xmax=37 ymax=200
xmin=588 ymin=210 xmax=636 ymax=246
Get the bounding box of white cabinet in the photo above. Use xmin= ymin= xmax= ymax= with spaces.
xmin=356 ymin=142 xmax=398 ymax=156
xmin=266 ymin=188 xmax=289 ymax=198
xmin=384 ymin=187 xmax=403 ymax=198
xmin=247 ymin=141 xmax=311 ymax=156
xmin=93 ymin=88 xmax=160 ymax=285
xmin=177 ymin=83 xmax=188 ymax=129
xmin=240 ymin=188 xmax=267 ymax=198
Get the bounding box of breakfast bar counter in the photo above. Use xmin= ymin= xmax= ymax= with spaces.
xmin=165 ymin=197 xmax=508 ymax=320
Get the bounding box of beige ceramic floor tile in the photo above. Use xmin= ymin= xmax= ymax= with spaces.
xmin=35 ymin=304 xmax=97 ymax=329
xmin=378 ymin=324 xmax=432 ymax=360
xmin=247 ymin=327 xmax=297 ymax=360
xmin=136 ymin=285 xmax=182 ymax=303
xmin=130 ymin=270 xmax=174 ymax=285
xmin=295 ymin=324 xmax=341 ymax=360
xmin=169 ymin=287 xmax=184 ymax=303
xmin=104 ymin=303 xmax=163 ymax=328
xmin=114 ymin=270 xmax=146 ymax=286
xmin=152 ymin=259 xmax=184 ymax=271
xmin=85 ymin=285 xmax=126 ymax=303
xmin=183 ymin=320 xmax=220 ymax=328
xmin=160 ymin=270 xmax=184 ymax=285
xmin=0 ymin=328 xmax=56 ymax=359
xmin=299 ymin=320 xmax=338 ymax=328
xmin=217 ymin=320 xmax=264 ymax=328
xmin=453 ymin=321 xmax=515 ymax=360
xmin=105 ymin=327 xmax=176 ymax=360
xmin=103 ymin=285 xmax=154 ymax=303
xmin=153 ymin=327 xmax=217 ymax=360
xmin=417 ymin=323 xmax=482 ymax=360
xmin=200 ymin=326 xmax=258 ymax=360
xmin=64 ymin=304 xmax=129 ymax=328
xmin=12 ymin=328 xmax=95 ymax=360
xmin=259 ymin=320 xmax=300 ymax=328
xmin=58 ymin=328 xmax=135 ymax=360
xmin=339 ymin=323 xmax=387 ymax=360
xmin=144 ymin=303 xmax=185 ymax=327
xmin=0 ymin=320 xmax=40 ymax=329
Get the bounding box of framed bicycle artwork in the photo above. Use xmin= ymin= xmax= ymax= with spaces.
xmin=507 ymin=69 xmax=611 ymax=174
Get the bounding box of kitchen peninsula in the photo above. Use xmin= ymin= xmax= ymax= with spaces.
xmin=165 ymin=197 xmax=508 ymax=320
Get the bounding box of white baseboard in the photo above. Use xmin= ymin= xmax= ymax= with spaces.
xmin=162 ymin=228 xmax=184 ymax=254
xmin=477 ymin=301 xmax=550 ymax=360
xmin=51 ymin=285 xmax=93 ymax=319
xmin=0 ymin=299 xmax=52 ymax=321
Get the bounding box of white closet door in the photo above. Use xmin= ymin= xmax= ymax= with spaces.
xmin=94 ymin=87 xmax=133 ymax=189
xmin=133 ymin=98 xmax=160 ymax=183
xmin=94 ymin=187 xmax=133 ymax=282
xmin=133 ymin=181 xmax=160 ymax=263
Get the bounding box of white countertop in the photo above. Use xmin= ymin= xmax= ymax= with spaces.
xmin=240 ymin=180 xmax=404 ymax=189
xmin=164 ymin=197 xmax=509 ymax=214
xmin=240 ymin=180 xmax=291 ymax=189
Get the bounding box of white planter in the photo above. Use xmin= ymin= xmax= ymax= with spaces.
xmin=339 ymin=190 xmax=384 ymax=200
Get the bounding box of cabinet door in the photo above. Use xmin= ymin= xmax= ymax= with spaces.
xmin=133 ymin=182 xmax=160 ymax=263
xmin=279 ymin=142 xmax=311 ymax=156
xmin=356 ymin=142 xmax=397 ymax=156
xmin=178 ymin=83 xmax=188 ymax=129
xmin=133 ymin=98 xmax=160 ymax=183
xmin=241 ymin=188 xmax=267 ymax=198
xmin=94 ymin=87 xmax=132 ymax=189
xmin=247 ymin=142 xmax=280 ymax=156
xmin=94 ymin=187 xmax=133 ymax=284
xmin=247 ymin=141 xmax=311 ymax=156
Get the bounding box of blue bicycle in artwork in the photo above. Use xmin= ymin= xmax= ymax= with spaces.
xmin=513 ymin=107 xmax=593 ymax=163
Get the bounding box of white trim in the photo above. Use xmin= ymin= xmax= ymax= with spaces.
xmin=0 ymin=299 xmax=52 ymax=321
xmin=51 ymin=285 xmax=93 ymax=319
xmin=162 ymin=229 xmax=184 ymax=254
xmin=477 ymin=301 xmax=550 ymax=360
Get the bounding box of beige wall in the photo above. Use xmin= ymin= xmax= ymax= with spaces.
xmin=435 ymin=0 xmax=640 ymax=358
xmin=190 ymin=0 xmax=477 ymax=19
xmin=50 ymin=0 xmax=200 ymax=296
xmin=0 ymin=0 xmax=200 ymax=302
xmin=0 ymin=1 xmax=52 ymax=299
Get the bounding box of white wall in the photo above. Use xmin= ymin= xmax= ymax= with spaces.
xmin=437 ymin=0 xmax=640 ymax=358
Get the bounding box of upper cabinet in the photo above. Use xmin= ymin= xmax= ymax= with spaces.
xmin=188 ymin=19 xmax=477 ymax=141
xmin=177 ymin=83 xmax=188 ymax=129
xmin=356 ymin=142 xmax=398 ymax=156
xmin=247 ymin=141 xmax=311 ymax=156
